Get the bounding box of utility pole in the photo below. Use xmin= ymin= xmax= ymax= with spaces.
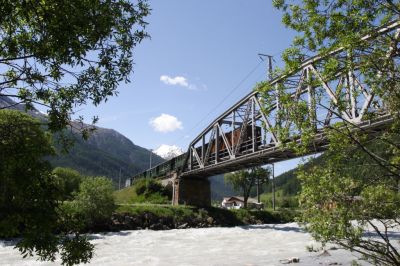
xmin=258 ymin=53 xmax=274 ymax=80
xmin=147 ymin=148 xmax=153 ymax=190
xmin=149 ymin=149 xmax=153 ymax=170
xmin=257 ymin=175 xmax=260 ymax=203
xmin=118 ymin=168 xmax=121 ymax=190
xmin=271 ymin=163 xmax=275 ymax=211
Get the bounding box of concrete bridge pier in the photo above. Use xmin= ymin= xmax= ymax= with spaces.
xmin=172 ymin=175 xmax=211 ymax=207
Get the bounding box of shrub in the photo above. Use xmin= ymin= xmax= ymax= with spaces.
xmin=73 ymin=176 xmax=116 ymax=227
xmin=134 ymin=178 xmax=168 ymax=198
xmin=53 ymin=167 xmax=83 ymax=201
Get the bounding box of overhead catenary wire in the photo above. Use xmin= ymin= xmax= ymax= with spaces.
xmin=170 ymin=59 xmax=265 ymax=149
xmin=159 ymin=47 xmax=288 ymax=152
xmin=176 ymin=47 xmax=288 ymax=144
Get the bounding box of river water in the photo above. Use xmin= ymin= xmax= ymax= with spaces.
xmin=0 ymin=223 xmax=368 ymax=266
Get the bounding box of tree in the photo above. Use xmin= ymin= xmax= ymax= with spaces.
xmin=298 ymin=128 xmax=400 ymax=265
xmin=53 ymin=167 xmax=84 ymax=201
xmin=72 ymin=176 xmax=115 ymax=228
xmin=0 ymin=2 xmax=149 ymax=263
xmin=268 ymin=1 xmax=400 ymax=264
xmin=0 ymin=110 xmax=93 ymax=265
xmin=225 ymin=167 xmax=270 ymax=208
xmin=0 ymin=0 xmax=149 ymax=136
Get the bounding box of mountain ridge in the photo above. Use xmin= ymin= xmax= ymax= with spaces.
xmin=0 ymin=96 xmax=164 ymax=185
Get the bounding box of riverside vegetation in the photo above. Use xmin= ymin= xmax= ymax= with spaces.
xmin=106 ymin=178 xmax=297 ymax=232
xmin=55 ymin=164 xmax=299 ymax=234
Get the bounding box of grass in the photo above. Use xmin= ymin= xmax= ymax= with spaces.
xmin=114 ymin=184 xmax=169 ymax=205
xmin=114 ymin=186 xmax=137 ymax=205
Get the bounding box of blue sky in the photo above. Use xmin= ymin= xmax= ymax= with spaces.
xmin=77 ymin=1 xmax=311 ymax=175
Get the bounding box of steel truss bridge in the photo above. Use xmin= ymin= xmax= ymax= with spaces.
xmin=130 ymin=21 xmax=400 ymax=192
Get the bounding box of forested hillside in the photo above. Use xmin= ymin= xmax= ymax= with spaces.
xmin=0 ymin=96 xmax=164 ymax=185
xmin=50 ymin=128 xmax=164 ymax=184
xmin=264 ymin=155 xmax=325 ymax=197
xmin=209 ymin=175 xmax=236 ymax=201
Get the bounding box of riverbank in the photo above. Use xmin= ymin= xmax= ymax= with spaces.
xmin=92 ymin=205 xmax=298 ymax=232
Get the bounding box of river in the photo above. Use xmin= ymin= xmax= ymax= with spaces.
xmin=0 ymin=223 xmax=368 ymax=265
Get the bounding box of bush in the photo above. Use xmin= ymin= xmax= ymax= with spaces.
xmin=135 ymin=192 xmax=169 ymax=204
xmin=134 ymin=178 xmax=169 ymax=198
xmin=73 ymin=176 xmax=116 ymax=227
xmin=114 ymin=179 xmax=171 ymax=205
xmin=53 ymin=167 xmax=83 ymax=201
xmin=58 ymin=201 xmax=87 ymax=232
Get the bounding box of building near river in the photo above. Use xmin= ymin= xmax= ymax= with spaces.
xmin=125 ymin=178 xmax=131 ymax=188
xmin=221 ymin=196 xmax=263 ymax=209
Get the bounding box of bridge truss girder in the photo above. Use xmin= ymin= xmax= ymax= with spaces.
xmin=183 ymin=21 xmax=400 ymax=178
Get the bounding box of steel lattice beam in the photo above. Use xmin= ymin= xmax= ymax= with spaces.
xmin=130 ymin=21 xmax=400 ymax=182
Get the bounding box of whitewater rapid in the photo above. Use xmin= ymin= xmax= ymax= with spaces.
xmin=0 ymin=223 xmax=367 ymax=265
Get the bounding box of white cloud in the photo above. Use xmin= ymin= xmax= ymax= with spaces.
xmin=159 ymin=75 xmax=203 ymax=91
xmin=160 ymin=75 xmax=189 ymax=87
xmin=149 ymin=113 xmax=183 ymax=133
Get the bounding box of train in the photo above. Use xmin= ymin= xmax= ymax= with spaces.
xmin=130 ymin=125 xmax=262 ymax=182
xmin=131 ymin=152 xmax=187 ymax=181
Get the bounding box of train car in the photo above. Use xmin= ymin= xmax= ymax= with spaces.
xmin=209 ymin=125 xmax=262 ymax=154
xmin=189 ymin=125 xmax=262 ymax=168
xmin=129 ymin=152 xmax=189 ymax=184
xmin=129 ymin=125 xmax=261 ymax=184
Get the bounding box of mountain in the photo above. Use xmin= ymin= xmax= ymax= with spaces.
xmin=0 ymin=96 xmax=164 ymax=185
xmin=0 ymin=96 xmax=45 ymax=119
xmin=154 ymin=144 xmax=184 ymax=160
xmin=264 ymin=155 xmax=325 ymax=197
xmin=50 ymin=127 xmax=165 ymax=185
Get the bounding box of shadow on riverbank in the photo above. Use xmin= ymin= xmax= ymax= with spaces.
xmin=86 ymin=205 xmax=300 ymax=233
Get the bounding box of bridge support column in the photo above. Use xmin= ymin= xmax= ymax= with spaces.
xmin=172 ymin=176 xmax=211 ymax=207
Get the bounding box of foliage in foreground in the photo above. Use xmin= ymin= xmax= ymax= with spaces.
xmin=0 ymin=0 xmax=150 ymax=137
xmin=0 ymin=0 xmax=150 ymax=264
xmin=298 ymin=130 xmax=400 ymax=265
xmin=271 ymin=1 xmax=400 ymax=265
xmin=0 ymin=110 xmax=94 ymax=265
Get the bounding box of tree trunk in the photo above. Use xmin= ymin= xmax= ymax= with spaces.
xmin=257 ymin=176 xmax=260 ymax=203
xmin=243 ymin=186 xmax=252 ymax=209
